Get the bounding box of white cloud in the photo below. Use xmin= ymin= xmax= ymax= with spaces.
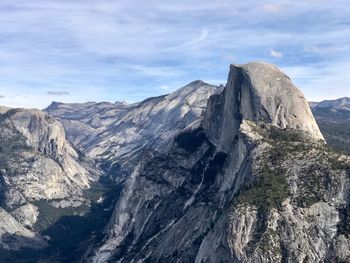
xmin=159 ymin=85 xmax=171 ymax=91
xmin=262 ymin=4 xmax=283 ymax=13
xmin=304 ymin=45 xmax=337 ymax=54
xmin=270 ymin=49 xmax=283 ymax=58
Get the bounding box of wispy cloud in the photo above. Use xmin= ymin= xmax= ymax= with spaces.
xmin=47 ymin=91 xmax=70 ymax=96
xmin=159 ymin=85 xmax=171 ymax=91
xmin=304 ymin=45 xmax=338 ymax=54
xmin=180 ymin=29 xmax=209 ymax=48
xmin=270 ymin=49 xmax=283 ymax=58
xmin=0 ymin=95 xmax=5 ymax=98
xmin=0 ymin=0 xmax=349 ymax=108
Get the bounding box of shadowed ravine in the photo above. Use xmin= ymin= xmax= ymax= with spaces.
xmin=0 ymin=175 xmax=122 ymax=263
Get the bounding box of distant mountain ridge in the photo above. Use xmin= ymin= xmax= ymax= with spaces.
xmin=310 ymin=97 xmax=350 ymax=109
xmin=310 ymin=97 xmax=350 ymax=155
xmin=310 ymin=97 xmax=350 ymax=121
xmin=44 ymin=80 xmax=223 ymax=162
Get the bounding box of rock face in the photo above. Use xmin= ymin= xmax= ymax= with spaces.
xmin=87 ymin=63 xmax=349 ymax=263
xmin=0 ymin=208 xmax=45 ymax=250
xmin=204 ymin=63 xmax=323 ymax=152
xmin=236 ymin=62 xmax=322 ymax=139
xmin=0 ymin=107 xmax=98 ymax=251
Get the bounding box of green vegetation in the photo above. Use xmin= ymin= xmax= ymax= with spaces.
xmin=294 ymin=164 xmax=327 ymax=208
xmin=234 ymin=126 xmax=296 ymax=210
xmin=235 ymin=124 xmax=349 ymax=211
xmin=317 ymin=120 xmax=350 ymax=155
xmin=268 ymin=126 xmax=304 ymax=142
xmin=232 ymin=123 xmax=350 ymax=259
xmin=0 ymin=132 xmax=31 ymax=167
xmin=33 ymin=199 xmax=89 ymax=231
xmin=311 ymin=104 xmax=350 ymax=155
xmin=236 ymin=165 xmax=289 ymax=210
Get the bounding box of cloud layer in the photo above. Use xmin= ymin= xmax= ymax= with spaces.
xmin=0 ymin=0 xmax=349 ymax=108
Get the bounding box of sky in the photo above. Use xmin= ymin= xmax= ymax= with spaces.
xmin=0 ymin=0 xmax=349 ymax=109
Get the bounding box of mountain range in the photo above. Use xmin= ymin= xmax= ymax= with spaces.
xmin=0 ymin=62 xmax=349 ymax=262
xmin=310 ymin=97 xmax=350 ymax=155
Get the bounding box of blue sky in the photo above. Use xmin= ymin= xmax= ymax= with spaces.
xmin=0 ymin=0 xmax=349 ymax=109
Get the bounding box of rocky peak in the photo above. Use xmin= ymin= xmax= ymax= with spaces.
xmin=165 ymin=80 xmax=215 ymax=101
xmin=45 ymin=101 xmax=63 ymax=110
xmin=204 ymin=62 xmax=324 ymax=151
xmin=0 ymin=107 xmax=97 ymax=197
xmin=6 ymin=108 xmax=76 ymax=159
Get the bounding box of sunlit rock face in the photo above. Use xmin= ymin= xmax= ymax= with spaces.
xmin=204 ymin=62 xmax=324 ymax=152
xmin=45 ymin=81 xmax=223 ymax=161
xmin=88 ymin=63 xmax=348 ymax=263
xmin=0 ymin=107 xmax=98 ymax=251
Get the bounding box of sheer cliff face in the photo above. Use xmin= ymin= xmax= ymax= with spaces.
xmin=0 ymin=107 xmax=98 ymax=250
xmin=204 ymin=62 xmax=324 ymax=152
xmin=89 ymin=63 xmax=349 ymax=263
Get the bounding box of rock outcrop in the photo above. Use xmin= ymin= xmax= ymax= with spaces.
xmin=204 ymin=62 xmax=323 ymax=152
xmin=0 ymin=107 xmax=99 ymax=251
